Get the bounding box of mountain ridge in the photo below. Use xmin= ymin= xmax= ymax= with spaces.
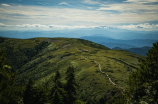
xmin=0 ymin=37 xmax=143 ymax=103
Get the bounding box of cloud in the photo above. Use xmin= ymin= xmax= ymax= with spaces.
xmin=117 ymin=23 xmax=158 ymax=31
xmin=87 ymin=7 xmax=93 ymax=9
xmin=124 ymin=0 xmax=158 ymax=4
xmin=98 ymin=3 xmax=158 ymax=11
xmin=83 ymin=0 xmax=100 ymax=5
xmin=0 ymin=2 xmax=158 ymax=28
xmin=1 ymin=3 xmax=11 ymax=6
xmin=0 ymin=23 xmax=97 ymax=31
xmin=0 ymin=23 xmax=158 ymax=31
xmin=59 ymin=2 xmax=69 ymax=6
xmin=0 ymin=23 xmax=5 ymax=26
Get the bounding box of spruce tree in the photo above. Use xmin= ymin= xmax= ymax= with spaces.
xmin=23 ymin=79 xmax=47 ymax=104
xmin=0 ymin=51 xmax=20 ymax=104
xmin=127 ymin=42 xmax=158 ymax=103
xmin=50 ymin=70 xmax=66 ymax=104
xmin=65 ymin=66 xmax=78 ymax=104
xmin=33 ymin=86 xmax=48 ymax=104
xmin=23 ymin=79 xmax=35 ymax=104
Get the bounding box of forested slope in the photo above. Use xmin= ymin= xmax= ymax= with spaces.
xmin=0 ymin=37 xmax=143 ymax=104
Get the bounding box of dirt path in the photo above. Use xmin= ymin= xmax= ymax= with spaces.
xmin=94 ymin=60 xmax=125 ymax=93
xmin=94 ymin=60 xmax=116 ymax=86
xmin=74 ymin=45 xmax=125 ymax=93
xmin=74 ymin=45 xmax=79 ymax=51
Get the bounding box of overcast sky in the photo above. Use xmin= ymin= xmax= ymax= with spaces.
xmin=0 ymin=0 xmax=158 ymax=31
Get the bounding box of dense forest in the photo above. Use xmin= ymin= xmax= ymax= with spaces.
xmin=0 ymin=37 xmax=158 ymax=104
xmin=0 ymin=51 xmax=84 ymax=104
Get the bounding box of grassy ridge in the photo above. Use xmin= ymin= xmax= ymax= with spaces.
xmin=0 ymin=37 xmax=143 ymax=103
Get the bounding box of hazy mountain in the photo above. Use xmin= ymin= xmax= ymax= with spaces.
xmin=80 ymin=36 xmax=158 ymax=48
xmin=125 ymin=46 xmax=151 ymax=56
xmin=0 ymin=28 xmax=158 ymax=40
xmin=112 ymin=46 xmax=151 ymax=56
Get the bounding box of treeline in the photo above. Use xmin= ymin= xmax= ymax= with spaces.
xmin=0 ymin=51 xmax=85 ymax=104
xmin=4 ymin=41 xmax=50 ymax=72
xmin=111 ymin=42 xmax=158 ymax=104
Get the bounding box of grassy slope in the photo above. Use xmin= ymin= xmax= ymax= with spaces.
xmin=0 ymin=37 xmax=143 ymax=103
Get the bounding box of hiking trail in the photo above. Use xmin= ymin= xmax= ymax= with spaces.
xmin=74 ymin=45 xmax=125 ymax=93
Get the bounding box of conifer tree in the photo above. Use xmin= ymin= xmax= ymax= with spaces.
xmin=33 ymin=86 xmax=48 ymax=104
xmin=23 ymin=79 xmax=47 ymax=104
xmin=0 ymin=51 xmax=20 ymax=104
xmin=127 ymin=42 xmax=158 ymax=103
xmin=50 ymin=70 xmax=66 ymax=104
xmin=23 ymin=79 xmax=35 ymax=104
xmin=65 ymin=66 xmax=78 ymax=104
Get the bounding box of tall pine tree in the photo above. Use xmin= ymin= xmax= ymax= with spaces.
xmin=65 ymin=66 xmax=78 ymax=104
xmin=23 ymin=79 xmax=35 ymax=104
xmin=50 ymin=70 xmax=66 ymax=104
xmin=23 ymin=79 xmax=47 ymax=104
xmin=0 ymin=51 xmax=21 ymax=104
xmin=127 ymin=42 xmax=158 ymax=103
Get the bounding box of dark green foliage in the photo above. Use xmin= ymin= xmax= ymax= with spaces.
xmin=50 ymin=67 xmax=84 ymax=104
xmin=33 ymin=86 xmax=48 ymax=104
xmin=0 ymin=51 xmax=23 ymax=104
xmin=23 ymin=79 xmax=35 ymax=104
xmin=4 ymin=41 xmax=50 ymax=71
xmin=50 ymin=71 xmax=66 ymax=104
xmin=65 ymin=66 xmax=78 ymax=104
xmin=0 ymin=37 xmax=144 ymax=104
xmin=23 ymin=79 xmax=47 ymax=104
xmin=0 ymin=37 xmax=5 ymax=43
xmin=126 ymin=42 xmax=158 ymax=103
xmin=109 ymin=94 xmax=126 ymax=104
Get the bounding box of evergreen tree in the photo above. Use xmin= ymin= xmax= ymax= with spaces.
xmin=23 ymin=79 xmax=47 ymax=104
xmin=127 ymin=42 xmax=158 ymax=103
xmin=50 ymin=70 xmax=66 ymax=104
xmin=23 ymin=79 xmax=35 ymax=104
xmin=65 ymin=66 xmax=78 ymax=104
xmin=0 ymin=51 xmax=21 ymax=104
xmin=33 ymin=86 xmax=48 ymax=104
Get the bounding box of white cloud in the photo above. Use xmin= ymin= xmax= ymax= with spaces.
xmin=0 ymin=3 xmax=158 ymax=28
xmin=117 ymin=23 xmax=158 ymax=31
xmin=0 ymin=23 xmax=97 ymax=31
xmin=124 ymin=0 xmax=158 ymax=3
xmin=59 ymin=2 xmax=69 ymax=6
xmin=87 ymin=7 xmax=93 ymax=9
xmin=1 ymin=3 xmax=11 ymax=6
xmin=98 ymin=3 xmax=158 ymax=11
xmin=83 ymin=0 xmax=100 ymax=5
xmin=0 ymin=23 xmax=158 ymax=31
xmin=0 ymin=23 xmax=5 ymax=26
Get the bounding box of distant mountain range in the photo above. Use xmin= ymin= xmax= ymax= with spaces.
xmin=80 ymin=36 xmax=157 ymax=56
xmin=112 ymin=46 xmax=151 ymax=56
xmin=0 ymin=30 xmax=157 ymax=56
xmin=0 ymin=28 xmax=158 ymax=40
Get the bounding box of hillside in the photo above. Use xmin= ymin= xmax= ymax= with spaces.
xmin=112 ymin=46 xmax=151 ymax=56
xmin=0 ymin=37 xmax=143 ymax=103
xmin=125 ymin=46 xmax=151 ymax=56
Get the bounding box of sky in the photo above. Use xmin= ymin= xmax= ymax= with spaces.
xmin=0 ymin=0 xmax=158 ymax=31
